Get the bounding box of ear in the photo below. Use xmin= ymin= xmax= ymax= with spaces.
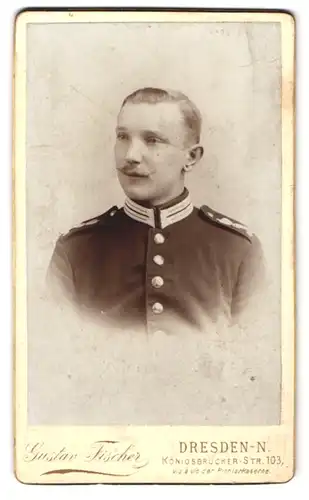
xmin=185 ymin=144 xmax=204 ymax=167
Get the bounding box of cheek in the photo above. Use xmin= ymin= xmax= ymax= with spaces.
xmin=114 ymin=149 xmax=126 ymax=169
xmin=114 ymin=142 xmax=127 ymax=159
xmin=114 ymin=144 xmax=120 ymax=160
xmin=153 ymin=150 xmax=185 ymax=173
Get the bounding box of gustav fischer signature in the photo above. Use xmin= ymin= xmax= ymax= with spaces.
xmin=23 ymin=440 xmax=149 ymax=477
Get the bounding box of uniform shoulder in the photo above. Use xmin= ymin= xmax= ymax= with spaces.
xmin=198 ymin=205 xmax=253 ymax=243
xmin=59 ymin=205 xmax=119 ymax=242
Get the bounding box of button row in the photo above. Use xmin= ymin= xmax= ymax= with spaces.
xmin=151 ymin=234 xmax=165 ymax=316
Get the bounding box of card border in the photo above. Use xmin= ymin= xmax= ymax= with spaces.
xmin=13 ymin=9 xmax=295 ymax=485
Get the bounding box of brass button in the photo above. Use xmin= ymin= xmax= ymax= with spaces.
xmin=152 ymin=302 xmax=164 ymax=314
xmin=151 ymin=276 xmax=164 ymax=288
xmin=154 ymin=233 xmax=165 ymax=244
xmin=153 ymin=254 xmax=164 ymax=266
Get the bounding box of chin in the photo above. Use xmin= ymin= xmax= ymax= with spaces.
xmin=121 ymin=183 xmax=154 ymax=203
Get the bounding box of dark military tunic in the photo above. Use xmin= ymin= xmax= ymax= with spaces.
xmin=48 ymin=189 xmax=265 ymax=334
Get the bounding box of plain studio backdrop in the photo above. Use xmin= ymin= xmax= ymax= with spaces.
xmin=26 ymin=21 xmax=282 ymax=425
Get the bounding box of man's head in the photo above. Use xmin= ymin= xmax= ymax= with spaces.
xmin=114 ymin=87 xmax=204 ymax=206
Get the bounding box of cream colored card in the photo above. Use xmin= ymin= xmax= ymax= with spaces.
xmin=14 ymin=10 xmax=295 ymax=484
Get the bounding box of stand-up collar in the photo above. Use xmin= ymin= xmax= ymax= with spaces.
xmin=124 ymin=188 xmax=193 ymax=229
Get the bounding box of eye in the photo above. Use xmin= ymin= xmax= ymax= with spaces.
xmin=144 ymin=135 xmax=160 ymax=145
xmin=117 ymin=132 xmax=129 ymax=141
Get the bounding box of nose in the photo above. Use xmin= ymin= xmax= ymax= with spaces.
xmin=125 ymin=139 xmax=143 ymax=165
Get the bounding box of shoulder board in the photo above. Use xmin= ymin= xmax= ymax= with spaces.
xmin=81 ymin=205 xmax=119 ymax=226
xmin=199 ymin=205 xmax=253 ymax=243
xmin=64 ymin=206 xmax=119 ymax=237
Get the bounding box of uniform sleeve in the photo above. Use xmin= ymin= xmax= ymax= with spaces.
xmin=231 ymin=235 xmax=267 ymax=322
xmin=46 ymin=237 xmax=76 ymax=302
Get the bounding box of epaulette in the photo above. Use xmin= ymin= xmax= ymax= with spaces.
xmin=199 ymin=205 xmax=253 ymax=243
xmin=64 ymin=206 xmax=119 ymax=238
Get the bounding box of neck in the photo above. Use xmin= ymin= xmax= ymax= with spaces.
xmin=133 ymin=187 xmax=186 ymax=209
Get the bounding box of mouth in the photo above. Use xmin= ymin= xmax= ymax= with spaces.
xmin=122 ymin=172 xmax=149 ymax=179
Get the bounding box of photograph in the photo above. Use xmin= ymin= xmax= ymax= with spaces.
xmin=14 ymin=10 xmax=295 ymax=484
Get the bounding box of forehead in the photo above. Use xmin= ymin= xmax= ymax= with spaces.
xmin=117 ymin=101 xmax=186 ymax=136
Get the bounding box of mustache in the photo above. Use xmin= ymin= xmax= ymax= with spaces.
xmin=117 ymin=164 xmax=150 ymax=177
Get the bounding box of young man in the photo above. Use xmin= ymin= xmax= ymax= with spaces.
xmin=48 ymin=87 xmax=265 ymax=335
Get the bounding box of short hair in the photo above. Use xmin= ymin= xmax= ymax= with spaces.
xmin=121 ymin=87 xmax=202 ymax=146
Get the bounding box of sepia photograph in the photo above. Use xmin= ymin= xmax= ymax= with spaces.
xmin=14 ymin=10 xmax=295 ymax=484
